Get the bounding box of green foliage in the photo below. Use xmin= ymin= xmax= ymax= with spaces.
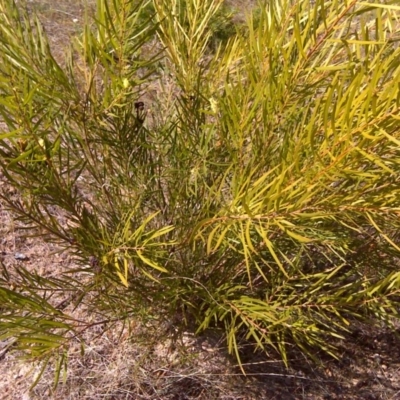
xmin=140 ymin=0 xmax=238 ymax=51
xmin=0 ymin=0 xmax=400 ymax=388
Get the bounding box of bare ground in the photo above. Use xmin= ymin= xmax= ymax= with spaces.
xmin=1 ymin=204 xmax=400 ymax=400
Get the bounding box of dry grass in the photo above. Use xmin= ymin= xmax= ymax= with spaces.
xmin=1 ymin=196 xmax=400 ymax=394
xmin=26 ymin=0 xmax=95 ymax=55
xmin=1 ymin=1 xmax=400 ymax=399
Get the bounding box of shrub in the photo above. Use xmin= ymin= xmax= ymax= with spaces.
xmin=140 ymin=0 xmax=238 ymax=51
xmin=0 ymin=0 xmax=399 ymax=387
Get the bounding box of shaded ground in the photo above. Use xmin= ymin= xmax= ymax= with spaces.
xmin=1 ymin=1 xmax=400 ymax=399
xmin=1 ymin=204 xmax=400 ymax=399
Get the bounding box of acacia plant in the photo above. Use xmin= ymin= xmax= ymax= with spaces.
xmin=0 ymin=0 xmax=400 ymax=387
